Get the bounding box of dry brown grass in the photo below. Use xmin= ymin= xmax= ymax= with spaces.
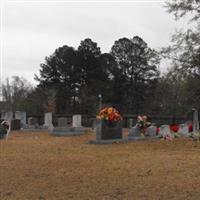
xmin=0 ymin=130 xmax=200 ymax=200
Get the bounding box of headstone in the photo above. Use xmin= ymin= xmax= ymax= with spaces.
xmin=1 ymin=112 xmax=6 ymax=120
xmin=96 ymin=119 xmax=122 ymax=140
xmin=159 ymin=125 xmax=173 ymax=138
xmin=4 ymin=111 xmax=13 ymax=121
xmin=11 ymin=119 xmax=21 ymax=130
xmin=146 ymin=125 xmax=157 ymax=137
xmin=15 ymin=111 xmax=26 ymax=126
xmin=28 ymin=117 xmax=37 ymax=125
xmin=72 ymin=115 xmax=82 ymax=127
xmin=177 ymin=124 xmax=189 ymax=137
xmin=58 ymin=117 xmax=67 ymax=127
xmin=128 ymin=125 xmax=141 ymax=137
xmin=22 ymin=117 xmax=48 ymax=132
xmin=49 ymin=115 xmax=85 ymax=136
xmin=129 ymin=119 xmax=133 ymax=128
xmin=44 ymin=112 xmax=53 ymax=127
xmin=92 ymin=119 xmax=96 ymax=130
xmin=193 ymin=109 xmax=199 ymax=133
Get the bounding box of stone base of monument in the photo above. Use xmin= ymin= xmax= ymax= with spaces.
xmin=128 ymin=135 xmax=160 ymax=141
xmin=49 ymin=126 xmax=85 ymax=136
xmin=21 ymin=125 xmax=49 ymax=132
xmin=89 ymin=138 xmax=128 ymax=144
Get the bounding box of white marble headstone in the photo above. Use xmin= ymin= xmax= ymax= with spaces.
xmin=44 ymin=112 xmax=53 ymax=127
xmin=1 ymin=112 xmax=6 ymax=120
xmin=146 ymin=126 xmax=157 ymax=137
xmin=178 ymin=124 xmax=189 ymax=137
xmin=15 ymin=111 xmax=26 ymax=125
xmin=159 ymin=125 xmax=173 ymax=138
xmin=72 ymin=115 xmax=82 ymax=127
xmin=5 ymin=111 xmax=13 ymax=121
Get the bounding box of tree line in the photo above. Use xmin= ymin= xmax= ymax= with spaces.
xmin=1 ymin=0 xmax=199 ymax=118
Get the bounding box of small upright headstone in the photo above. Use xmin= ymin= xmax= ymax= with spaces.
xmin=146 ymin=125 xmax=157 ymax=137
xmin=22 ymin=112 xmax=26 ymax=125
xmin=128 ymin=125 xmax=141 ymax=137
xmin=159 ymin=125 xmax=173 ymax=138
xmin=1 ymin=112 xmax=6 ymax=120
xmin=28 ymin=117 xmax=37 ymax=125
xmin=58 ymin=117 xmax=67 ymax=127
xmin=11 ymin=119 xmax=21 ymax=130
xmin=44 ymin=112 xmax=53 ymax=128
xmin=92 ymin=119 xmax=97 ymax=130
xmin=5 ymin=111 xmax=13 ymax=121
xmin=15 ymin=111 xmax=26 ymax=126
xmin=129 ymin=119 xmax=133 ymax=128
xmin=178 ymin=124 xmax=189 ymax=137
xmin=72 ymin=115 xmax=82 ymax=127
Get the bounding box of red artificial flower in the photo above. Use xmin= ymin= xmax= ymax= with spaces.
xmin=170 ymin=124 xmax=179 ymax=133
xmin=188 ymin=124 xmax=193 ymax=132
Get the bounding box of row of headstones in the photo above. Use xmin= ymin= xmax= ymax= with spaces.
xmin=41 ymin=112 xmax=82 ymax=128
xmin=128 ymin=124 xmax=191 ymax=139
xmin=129 ymin=108 xmax=199 ymax=138
xmin=1 ymin=111 xmax=82 ymax=129
xmin=1 ymin=111 xmax=26 ymax=125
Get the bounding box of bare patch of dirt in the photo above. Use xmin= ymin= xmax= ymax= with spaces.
xmin=0 ymin=130 xmax=200 ymax=200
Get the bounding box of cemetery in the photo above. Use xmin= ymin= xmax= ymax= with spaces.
xmin=1 ymin=0 xmax=200 ymax=199
xmin=0 ymin=108 xmax=200 ymax=199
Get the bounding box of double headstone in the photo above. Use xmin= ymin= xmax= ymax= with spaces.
xmin=96 ymin=119 xmax=122 ymax=140
xmin=49 ymin=114 xmax=85 ymax=136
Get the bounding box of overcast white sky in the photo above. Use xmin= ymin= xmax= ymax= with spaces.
xmin=1 ymin=0 xmax=187 ymax=85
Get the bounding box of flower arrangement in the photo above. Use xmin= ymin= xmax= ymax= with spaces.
xmin=97 ymin=107 xmax=123 ymax=122
xmin=137 ymin=115 xmax=151 ymax=130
